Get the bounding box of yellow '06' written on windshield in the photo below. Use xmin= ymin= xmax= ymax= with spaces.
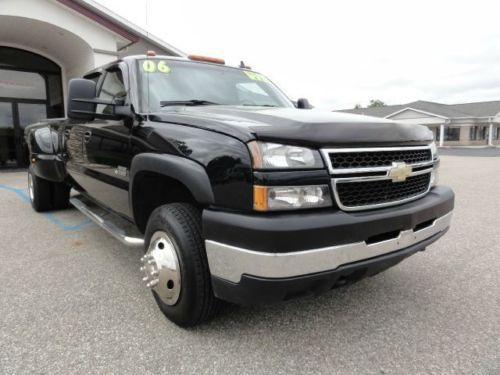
xmin=142 ymin=60 xmax=171 ymax=73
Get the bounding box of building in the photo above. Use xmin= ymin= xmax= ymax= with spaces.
xmin=337 ymin=100 xmax=500 ymax=147
xmin=0 ymin=0 xmax=184 ymax=167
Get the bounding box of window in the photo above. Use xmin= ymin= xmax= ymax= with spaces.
xmin=47 ymin=74 xmax=63 ymax=118
xmin=0 ymin=69 xmax=46 ymax=100
xmin=97 ymin=70 xmax=126 ymax=114
xmin=0 ymin=47 xmax=60 ymax=73
xmin=495 ymin=126 xmax=500 ymax=140
xmin=0 ymin=102 xmax=13 ymax=129
xmin=0 ymin=48 xmax=63 ymax=121
xmin=469 ymin=126 xmax=488 ymax=140
xmin=436 ymin=127 xmax=460 ymax=141
xmin=18 ymin=103 xmax=47 ymax=129
xmin=433 ymin=127 xmax=461 ymax=142
xmin=444 ymin=127 xmax=460 ymax=141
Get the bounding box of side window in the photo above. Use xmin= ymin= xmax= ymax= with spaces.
xmin=96 ymin=70 xmax=126 ymax=114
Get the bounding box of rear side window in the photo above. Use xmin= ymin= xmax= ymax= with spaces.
xmin=96 ymin=70 xmax=126 ymax=114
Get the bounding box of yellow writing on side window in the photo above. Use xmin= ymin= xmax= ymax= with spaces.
xmin=244 ymin=71 xmax=269 ymax=83
xmin=142 ymin=60 xmax=171 ymax=74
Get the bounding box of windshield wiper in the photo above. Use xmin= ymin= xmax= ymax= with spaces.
xmin=160 ymin=100 xmax=219 ymax=107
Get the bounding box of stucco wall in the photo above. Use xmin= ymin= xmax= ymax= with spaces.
xmin=1 ymin=0 xmax=120 ymax=52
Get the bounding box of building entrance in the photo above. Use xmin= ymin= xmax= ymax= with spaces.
xmin=0 ymin=47 xmax=63 ymax=167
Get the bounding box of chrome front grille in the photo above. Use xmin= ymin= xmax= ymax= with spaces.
xmin=321 ymin=146 xmax=435 ymax=211
xmin=328 ymin=148 xmax=432 ymax=170
xmin=335 ymin=171 xmax=431 ymax=208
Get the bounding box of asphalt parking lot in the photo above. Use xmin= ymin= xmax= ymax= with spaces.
xmin=1 ymin=155 xmax=499 ymax=374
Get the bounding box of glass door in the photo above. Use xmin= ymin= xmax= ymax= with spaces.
xmin=0 ymin=47 xmax=63 ymax=168
xmin=18 ymin=103 xmax=47 ymax=129
xmin=0 ymin=101 xmax=14 ymax=166
xmin=0 ymin=101 xmax=48 ymax=168
xmin=16 ymin=103 xmax=47 ymax=167
xmin=0 ymin=68 xmax=47 ymax=168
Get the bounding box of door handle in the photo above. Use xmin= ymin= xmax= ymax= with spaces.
xmin=83 ymin=131 xmax=92 ymax=143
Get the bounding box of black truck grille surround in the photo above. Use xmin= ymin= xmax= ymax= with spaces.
xmin=329 ymin=149 xmax=432 ymax=169
xmin=336 ymin=173 xmax=431 ymax=208
xmin=322 ymin=146 xmax=434 ymax=211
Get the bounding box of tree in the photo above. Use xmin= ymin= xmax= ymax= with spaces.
xmin=368 ymin=99 xmax=386 ymax=108
xmin=354 ymin=103 xmax=362 ymax=109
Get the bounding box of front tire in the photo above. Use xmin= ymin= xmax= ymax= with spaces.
xmin=142 ymin=203 xmax=221 ymax=327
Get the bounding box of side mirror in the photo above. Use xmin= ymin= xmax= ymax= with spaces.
xmin=68 ymin=78 xmax=135 ymax=122
xmin=68 ymin=79 xmax=97 ymax=120
xmin=297 ymin=98 xmax=312 ymax=109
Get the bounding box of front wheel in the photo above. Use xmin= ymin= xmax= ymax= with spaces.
xmin=141 ymin=203 xmax=221 ymax=327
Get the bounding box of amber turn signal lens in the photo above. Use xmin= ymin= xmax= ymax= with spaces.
xmin=253 ymin=185 xmax=268 ymax=211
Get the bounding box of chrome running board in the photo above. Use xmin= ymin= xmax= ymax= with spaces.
xmin=70 ymin=195 xmax=144 ymax=247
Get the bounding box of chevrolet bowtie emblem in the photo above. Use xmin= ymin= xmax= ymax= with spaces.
xmin=388 ymin=162 xmax=412 ymax=182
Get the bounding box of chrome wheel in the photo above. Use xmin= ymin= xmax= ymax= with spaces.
xmin=140 ymin=231 xmax=181 ymax=306
xmin=28 ymin=173 xmax=34 ymax=202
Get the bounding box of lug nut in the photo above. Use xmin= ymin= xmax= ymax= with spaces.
xmin=147 ymin=279 xmax=159 ymax=288
xmin=147 ymin=259 xmax=155 ymax=265
xmin=142 ymin=276 xmax=149 ymax=282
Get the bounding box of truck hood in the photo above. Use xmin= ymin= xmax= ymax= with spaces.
xmin=149 ymin=106 xmax=433 ymax=147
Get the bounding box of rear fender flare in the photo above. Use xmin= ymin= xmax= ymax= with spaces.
xmin=27 ymin=125 xmax=66 ymax=182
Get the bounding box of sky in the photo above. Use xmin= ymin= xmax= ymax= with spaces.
xmin=96 ymin=0 xmax=500 ymax=110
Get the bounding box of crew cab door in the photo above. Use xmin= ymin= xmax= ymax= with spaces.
xmin=69 ymin=64 xmax=133 ymax=218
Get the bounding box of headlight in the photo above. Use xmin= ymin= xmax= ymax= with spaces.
xmin=429 ymin=142 xmax=439 ymax=186
xmin=430 ymin=141 xmax=438 ymax=160
xmin=248 ymin=141 xmax=324 ymax=169
xmin=254 ymin=185 xmax=332 ymax=211
xmin=430 ymin=158 xmax=440 ymax=187
xmin=430 ymin=169 xmax=439 ymax=187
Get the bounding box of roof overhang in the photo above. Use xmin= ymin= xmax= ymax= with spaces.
xmin=56 ymin=0 xmax=186 ymax=56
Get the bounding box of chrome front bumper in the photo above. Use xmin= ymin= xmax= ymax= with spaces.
xmin=205 ymin=212 xmax=452 ymax=283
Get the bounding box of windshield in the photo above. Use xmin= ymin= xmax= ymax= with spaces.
xmin=138 ymin=59 xmax=293 ymax=112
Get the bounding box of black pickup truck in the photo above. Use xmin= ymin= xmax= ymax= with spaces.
xmin=25 ymin=54 xmax=454 ymax=327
